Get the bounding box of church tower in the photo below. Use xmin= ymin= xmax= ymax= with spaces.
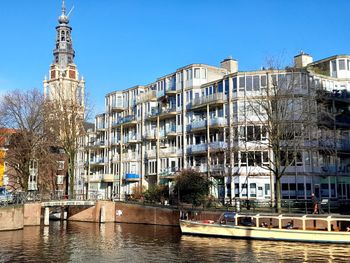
xmin=44 ymin=0 xmax=85 ymax=109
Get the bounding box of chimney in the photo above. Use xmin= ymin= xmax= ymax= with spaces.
xmin=294 ymin=51 xmax=313 ymax=68
xmin=220 ymin=56 xmax=238 ymax=73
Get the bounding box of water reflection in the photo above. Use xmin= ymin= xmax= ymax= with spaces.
xmin=0 ymin=222 xmax=350 ymax=262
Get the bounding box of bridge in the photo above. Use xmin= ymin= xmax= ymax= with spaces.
xmin=42 ymin=200 xmax=97 ymax=225
xmin=41 ymin=200 xmax=96 ymax=207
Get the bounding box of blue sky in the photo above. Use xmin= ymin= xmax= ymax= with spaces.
xmin=0 ymin=0 xmax=349 ymax=114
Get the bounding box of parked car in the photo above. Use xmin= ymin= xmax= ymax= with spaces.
xmin=0 ymin=187 xmax=14 ymax=204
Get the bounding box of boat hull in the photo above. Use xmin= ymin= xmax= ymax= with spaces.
xmin=180 ymin=220 xmax=350 ymax=243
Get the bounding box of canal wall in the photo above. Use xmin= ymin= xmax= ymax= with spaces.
xmin=0 ymin=203 xmax=42 ymax=231
xmin=115 ymin=202 xmax=180 ymax=226
xmin=0 ymin=206 xmax=23 ymax=231
xmin=68 ymin=201 xmax=115 ymax=223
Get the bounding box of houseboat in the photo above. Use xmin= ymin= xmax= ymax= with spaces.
xmin=180 ymin=213 xmax=350 ymax=243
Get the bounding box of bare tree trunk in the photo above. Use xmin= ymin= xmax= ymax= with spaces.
xmin=276 ymin=175 xmax=282 ymax=213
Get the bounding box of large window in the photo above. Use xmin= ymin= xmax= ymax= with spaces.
xmin=246 ymin=76 xmax=252 ymax=91
xmin=239 ymin=76 xmax=245 ymax=91
xmin=233 ymin=77 xmax=237 ymax=92
xmin=331 ymin=60 xmax=337 ymax=72
xmin=194 ymin=68 xmax=200 ymax=79
xmin=253 ymin=76 xmax=260 ymax=91
xmin=339 ymin=59 xmax=346 ymax=70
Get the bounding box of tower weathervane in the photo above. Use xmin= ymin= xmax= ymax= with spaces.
xmin=62 ymin=0 xmax=66 ymax=15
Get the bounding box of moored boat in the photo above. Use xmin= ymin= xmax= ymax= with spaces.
xmin=180 ymin=212 xmax=350 ymax=243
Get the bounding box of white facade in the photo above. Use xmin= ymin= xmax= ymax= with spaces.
xmin=83 ymin=54 xmax=350 ymax=203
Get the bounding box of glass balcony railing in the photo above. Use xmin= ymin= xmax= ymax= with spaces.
xmin=210 ymin=141 xmax=227 ymax=149
xmin=191 ymin=119 xmax=206 ymax=129
xmin=157 ymin=89 xmax=165 ymax=98
xmin=125 ymin=173 xmax=140 ymax=181
xmin=191 ymin=93 xmax=227 ymax=108
xmin=210 ymin=117 xmax=227 ymax=126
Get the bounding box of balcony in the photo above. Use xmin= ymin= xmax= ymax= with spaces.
xmin=145 ymin=149 xmax=156 ymax=159
xmin=89 ymin=158 xmax=106 ymax=166
xmin=88 ymin=140 xmax=106 ymax=148
xmin=111 ymin=102 xmax=125 ymax=113
xmin=191 ymin=119 xmax=206 ymax=131
xmin=209 ymin=141 xmax=227 ymax=151
xmin=191 ymin=93 xmax=227 ymax=110
xmin=124 ymin=134 xmax=140 ymax=144
xmin=165 ymin=124 xmax=177 ymax=136
xmin=96 ymin=125 xmax=106 ymax=131
xmin=210 ymin=117 xmax=227 ymax=128
xmin=125 ymin=173 xmax=140 ymax=182
xmin=159 ymin=147 xmax=179 ymax=157
xmin=89 ymin=174 xmax=102 ymax=183
xmin=143 ymin=129 xmax=157 ymax=140
xmin=210 ymin=164 xmax=228 ymax=174
xmin=147 ymin=107 xmax=177 ymax=120
xmin=157 ymin=89 xmax=165 ymax=98
xmin=160 ymin=167 xmax=177 ymax=178
xmin=165 ymin=85 xmax=176 ymax=95
xmin=122 ymin=152 xmax=139 ymax=161
xmin=191 ymin=144 xmax=208 ymax=154
xmin=136 ymin=90 xmax=157 ymax=104
xmin=114 ymin=115 xmax=137 ymax=127
xmin=102 ymin=174 xmax=115 ymax=182
xmin=111 ymin=138 xmax=121 ymax=146
xmin=193 ymin=164 xmax=208 ymax=173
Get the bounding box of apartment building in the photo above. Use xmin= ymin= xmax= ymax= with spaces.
xmin=83 ymin=53 xmax=350 ymax=203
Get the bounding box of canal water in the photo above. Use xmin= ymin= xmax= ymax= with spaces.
xmin=0 ymin=221 xmax=350 ymax=262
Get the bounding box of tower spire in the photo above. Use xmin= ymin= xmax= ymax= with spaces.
xmin=62 ymin=0 xmax=66 ymax=16
xmin=54 ymin=0 xmax=75 ymax=68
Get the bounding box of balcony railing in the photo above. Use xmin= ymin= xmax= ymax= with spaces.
xmin=191 ymin=119 xmax=206 ymax=130
xmin=116 ymin=115 xmax=136 ymax=125
xmin=210 ymin=117 xmax=227 ymax=127
xmin=144 ymin=129 xmax=157 ymax=139
xmin=191 ymin=92 xmax=227 ymax=108
xmin=136 ymin=90 xmax=156 ymax=104
xmin=160 ymin=167 xmax=177 ymax=177
xmin=210 ymin=141 xmax=227 ymax=150
xmin=145 ymin=150 xmax=156 ymax=158
xmin=122 ymin=152 xmax=139 ymax=161
xmin=125 ymin=173 xmax=140 ymax=181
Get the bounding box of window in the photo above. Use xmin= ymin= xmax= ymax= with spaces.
xmin=57 ymin=175 xmax=64 ymax=185
xmin=57 ymin=161 xmax=65 ymax=170
xmin=261 ymin=75 xmax=267 ymax=88
xmin=233 ymin=77 xmax=237 ymax=92
xmin=201 ymin=68 xmax=206 ymax=79
xmin=250 ymin=183 xmax=257 ymax=197
xmin=253 ymin=76 xmax=260 ymax=91
xmin=247 ymin=126 xmax=254 ymax=141
xmin=339 ymin=59 xmax=346 ymax=70
xmin=248 ymin=153 xmax=254 ymax=166
xmin=235 ymin=183 xmax=240 ymax=197
xmin=239 ymin=76 xmax=245 ymax=91
xmin=186 ymin=69 xmax=192 ymax=80
xmin=348 ymin=59 xmax=350 ymax=71
xmin=242 ymin=184 xmax=247 ymax=197
xmin=331 ymin=60 xmax=337 ymax=72
xmin=246 ymin=76 xmax=252 ymax=91
xmin=194 ymin=68 xmax=200 ymax=79
xmin=241 ymin=152 xmax=247 ymax=166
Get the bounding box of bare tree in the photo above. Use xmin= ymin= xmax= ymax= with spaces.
xmin=234 ymin=65 xmax=313 ymax=212
xmin=0 ymin=89 xmax=57 ymax=193
xmin=44 ymin=80 xmax=86 ymax=198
